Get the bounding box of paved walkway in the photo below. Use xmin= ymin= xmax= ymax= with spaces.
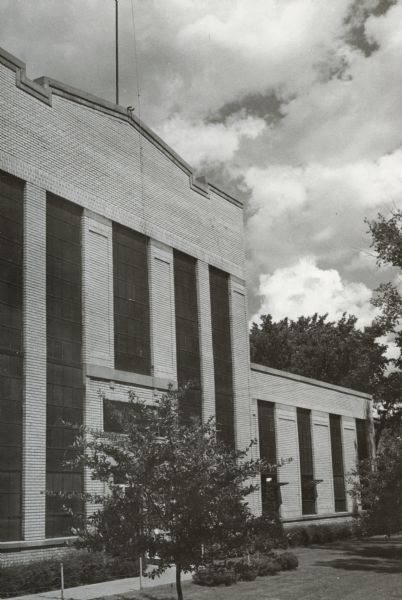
xmin=9 ymin=567 xmax=192 ymax=600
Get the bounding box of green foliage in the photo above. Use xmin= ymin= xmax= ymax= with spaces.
xmin=250 ymin=313 xmax=388 ymax=394
xmin=72 ymin=387 xmax=266 ymax=600
xmin=192 ymin=564 xmax=236 ymax=587
xmin=275 ymin=551 xmax=299 ymax=570
xmin=367 ymin=210 xmax=402 ymax=440
xmin=245 ymin=513 xmax=288 ymax=554
xmin=0 ymin=551 xmax=140 ymax=598
xmin=193 ymin=550 xmax=298 ymax=587
xmin=251 ymin=555 xmax=281 ymax=576
xmin=285 ymin=521 xmax=357 ymax=546
xmin=349 ymin=428 xmax=402 ymax=536
xmin=228 ymin=559 xmax=258 ymax=581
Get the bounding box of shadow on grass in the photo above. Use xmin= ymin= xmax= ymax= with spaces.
xmin=314 ymin=538 xmax=402 ymax=574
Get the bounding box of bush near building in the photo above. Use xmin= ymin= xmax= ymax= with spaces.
xmin=193 ymin=550 xmax=298 ymax=587
xmin=0 ymin=551 xmax=140 ymax=599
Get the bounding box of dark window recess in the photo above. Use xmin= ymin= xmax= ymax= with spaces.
xmin=209 ymin=266 xmax=234 ymax=449
xmin=297 ymin=408 xmax=316 ymax=515
xmin=46 ymin=194 xmax=84 ymax=538
xmin=173 ymin=250 xmax=201 ymax=423
xmin=0 ymin=172 xmax=23 ymax=541
xmin=356 ymin=418 xmax=369 ymax=462
xmin=257 ymin=401 xmax=281 ymax=514
xmin=329 ymin=414 xmax=347 ymax=512
xmin=113 ymin=223 xmax=151 ymax=375
xmin=103 ymin=399 xmax=142 ymax=433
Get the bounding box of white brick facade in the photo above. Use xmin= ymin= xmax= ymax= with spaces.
xmin=0 ymin=47 xmax=373 ymax=563
xmin=251 ymin=364 xmax=372 ymax=523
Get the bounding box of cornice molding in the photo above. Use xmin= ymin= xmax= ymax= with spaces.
xmin=0 ymin=46 xmax=243 ymax=210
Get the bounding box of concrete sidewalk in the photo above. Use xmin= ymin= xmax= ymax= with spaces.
xmin=9 ymin=567 xmax=192 ymax=600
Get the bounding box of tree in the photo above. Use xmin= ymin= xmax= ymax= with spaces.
xmin=349 ymin=426 xmax=402 ymax=536
xmin=367 ymin=210 xmax=402 ymax=439
xmin=250 ymin=313 xmax=388 ymax=394
xmin=72 ymin=387 xmax=265 ymax=600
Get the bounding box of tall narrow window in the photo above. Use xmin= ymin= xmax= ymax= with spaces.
xmin=0 ymin=172 xmax=23 ymax=541
xmin=356 ymin=418 xmax=369 ymax=462
xmin=113 ymin=223 xmax=150 ymax=375
xmin=173 ymin=250 xmax=201 ymax=422
xmin=329 ymin=414 xmax=346 ymax=512
xmin=297 ymin=408 xmax=316 ymax=515
xmin=209 ymin=266 xmax=234 ymax=448
xmin=46 ymin=194 xmax=83 ymax=538
xmin=258 ymin=401 xmax=279 ymax=514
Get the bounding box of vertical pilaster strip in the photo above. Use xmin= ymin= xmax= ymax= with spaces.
xmin=229 ymin=276 xmax=259 ymax=513
xmin=148 ymin=240 xmax=177 ymax=382
xmin=82 ymin=210 xmax=114 ymax=369
xmin=276 ymin=404 xmax=302 ymax=519
xmin=23 ymin=182 xmax=46 ymax=541
xmin=250 ymin=398 xmax=262 ymax=516
xmin=228 ymin=276 xmax=252 ymax=451
xmin=196 ymin=261 xmax=215 ymax=422
xmin=311 ymin=411 xmax=335 ymax=514
xmin=82 ymin=211 xmax=114 ymax=513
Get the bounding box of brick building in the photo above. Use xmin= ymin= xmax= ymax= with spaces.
xmin=0 ymin=46 xmax=373 ymax=564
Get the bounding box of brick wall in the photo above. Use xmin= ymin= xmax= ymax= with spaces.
xmin=251 ymin=364 xmax=371 ymax=419
xmin=252 ymin=366 xmax=373 ymax=520
xmin=0 ymin=56 xmax=245 ymax=279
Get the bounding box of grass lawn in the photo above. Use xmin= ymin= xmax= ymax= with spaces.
xmin=100 ymin=535 xmax=402 ymax=600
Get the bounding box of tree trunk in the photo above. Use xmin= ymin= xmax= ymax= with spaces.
xmin=175 ymin=563 xmax=184 ymax=600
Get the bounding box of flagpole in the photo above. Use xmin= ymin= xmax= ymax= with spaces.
xmin=115 ymin=0 xmax=119 ymax=104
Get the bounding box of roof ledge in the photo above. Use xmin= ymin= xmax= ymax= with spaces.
xmin=0 ymin=45 xmax=243 ymax=209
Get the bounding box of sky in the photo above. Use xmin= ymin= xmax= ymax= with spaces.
xmin=1 ymin=0 xmax=401 ymax=335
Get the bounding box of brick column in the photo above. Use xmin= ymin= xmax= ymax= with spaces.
xmin=228 ymin=276 xmax=252 ymax=450
xmin=22 ymin=182 xmax=47 ymax=541
xmin=148 ymin=240 xmax=177 ymax=383
xmin=82 ymin=210 xmax=114 ymax=369
xmin=276 ymin=404 xmax=302 ymax=519
xmin=311 ymin=411 xmax=335 ymax=514
xmin=82 ymin=210 xmax=114 ymax=513
xmin=229 ymin=276 xmax=260 ymax=513
xmin=196 ymin=261 xmax=215 ymax=422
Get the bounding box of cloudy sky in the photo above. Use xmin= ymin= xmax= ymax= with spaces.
xmin=1 ymin=0 xmax=401 ymax=329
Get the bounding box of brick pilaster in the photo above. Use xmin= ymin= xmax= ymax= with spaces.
xmin=22 ymin=182 xmax=46 ymax=541
xmin=196 ymin=261 xmax=215 ymax=422
xmin=81 ymin=211 xmax=114 ymax=514
xmin=148 ymin=240 xmax=177 ymax=383
xmin=228 ymin=277 xmax=252 ymax=450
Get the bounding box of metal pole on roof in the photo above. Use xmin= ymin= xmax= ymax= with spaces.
xmin=115 ymin=0 xmax=119 ymax=104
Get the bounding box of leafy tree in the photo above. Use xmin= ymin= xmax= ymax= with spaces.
xmin=367 ymin=210 xmax=402 ymax=438
xmin=349 ymin=426 xmax=402 ymax=536
xmin=71 ymin=387 xmax=266 ymax=600
xmin=250 ymin=312 xmax=388 ymax=394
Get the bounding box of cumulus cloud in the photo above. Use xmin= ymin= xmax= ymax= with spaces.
xmin=253 ymin=257 xmax=378 ymax=328
xmin=158 ymin=114 xmax=266 ymax=168
xmin=244 ymin=151 xmax=402 ymax=313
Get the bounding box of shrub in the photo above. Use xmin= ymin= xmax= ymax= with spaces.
xmin=252 ymin=556 xmax=281 ymax=576
xmin=249 ymin=513 xmax=288 ymax=554
xmin=275 ymin=551 xmax=299 ymax=571
xmin=227 ymin=559 xmax=258 ymax=581
xmin=192 ymin=564 xmax=236 ymax=587
xmin=0 ymin=551 xmax=140 ymax=598
xmin=286 ymin=521 xmax=356 ymax=547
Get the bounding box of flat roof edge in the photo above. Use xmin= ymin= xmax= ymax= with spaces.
xmin=0 ymin=46 xmax=243 ymax=210
xmin=250 ymin=362 xmax=372 ymax=400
